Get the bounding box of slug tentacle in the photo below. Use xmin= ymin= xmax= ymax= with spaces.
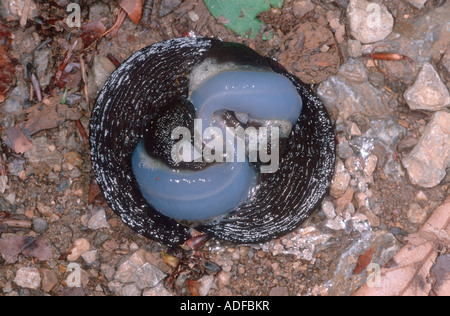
xmin=90 ymin=38 xmax=335 ymax=246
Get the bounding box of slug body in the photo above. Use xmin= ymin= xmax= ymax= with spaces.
xmin=132 ymin=69 xmax=302 ymax=221
xmin=90 ymin=38 xmax=335 ymax=246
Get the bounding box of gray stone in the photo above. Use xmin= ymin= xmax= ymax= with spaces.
xmin=347 ymin=39 xmax=362 ymax=58
xmin=89 ymin=1 xmax=110 ymax=22
xmin=87 ymin=55 xmax=116 ymax=100
xmin=327 ymin=231 xmax=400 ymax=296
xmin=4 ymin=80 xmax=29 ymax=114
xmin=120 ymin=284 xmax=142 ymax=296
xmin=198 ymin=275 xmax=215 ymax=297
xmin=406 ymin=0 xmax=428 ymax=9
xmin=321 ymin=201 xmax=336 ymax=219
xmin=404 ymin=63 xmax=450 ymax=111
xmin=133 ymin=262 xmax=166 ymax=290
xmin=143 ymin=283 xmax=173 ymax=296
xmin=336 ymin=142 xmax=354 ymax=159
xmin=403 ymin=111 xmax=450 ymax=188
xmin=108 ymin=280 xmax=123 ymax=294
xmin=368 ymin=72 xmax=385 ymax=88
xmin=88 ymin=206 xmax=109 ymax=230
xmin=159 ymin=0 xmax=182 ymax=17
xmin=261 ymin=226 xmax=332 ymax=261
xmin=318 ymin=59 xmax=393 ymax=123
xmin=34 ymin=48 xmax=52 ymax=88
xmin=352 ymin=117 xmax=406 ymax=182
xmin=100 ymin=264 xmax=115 ymax=280
xmin=14 ymin=267 xmax=41 ymax=290
xmin=32 ymin=217 xmax=49 ymax=233
xmin=347 ymin=0 xmax=394 ymax=44
xmin=115 ymin=249 xmax=166 ymax=288
xmin=81 ymin=250 xmax=98 ymax=265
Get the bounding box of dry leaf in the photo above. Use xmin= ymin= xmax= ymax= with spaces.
xmin=2 ymin=126 xmax=34 ymax=154
xmin=186 ymin=279 xmax=201 ymax=296
xmin=22 ymin=94 xmax=82 ymax=136
xmin=0 ymin=23 xmax=15 ymax=102
xmin=120 ymin=0 xmax=143 ymax=24
xmin=354 ymin=194 xmax=450 ymax=296
xmin=81 ymin=21 xmax=107 ymax=47
xmin=0 ymin=236 xmax=53 ymax=264
xmin=353 ymin=248 xmax=374 ymax=275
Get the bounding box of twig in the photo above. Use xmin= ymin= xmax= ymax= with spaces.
xmin=52 ymin=40 xmax=78 ymax=88
xmin=79 ymin=55 xmax=90 ymax=108
xmin=76 ymin=119 xmax=89 ymax=148
xmin=31 ymin=74 xmax=42 ymax=102
xmin=141 ymin=0 xmax=155 ymax=27
xmin=102 ymin=9 xmax=127 ymax=37
xmin=0 ymin=153 xmax=6 ymax=176
xmin=3 ymin=219 xmax=32 ymax=229
xmin=106 ymin=54 xmax=121 ymax=68
xmin=36 ymin=38 xmax=52 ymax=51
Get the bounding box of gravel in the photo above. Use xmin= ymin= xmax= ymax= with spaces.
xmin=0 ymin=0 xmax=448 ymax=297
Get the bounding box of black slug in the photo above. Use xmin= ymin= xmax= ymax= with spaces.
xmin=90 ymin=37 xmax=336 ymax=246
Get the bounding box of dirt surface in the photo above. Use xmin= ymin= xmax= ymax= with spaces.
xmin=0 ymin=0 xmax=449 ymax=296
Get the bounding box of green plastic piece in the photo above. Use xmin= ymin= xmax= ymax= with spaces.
xmin=204 ymin=0 xmax=284 ymax=39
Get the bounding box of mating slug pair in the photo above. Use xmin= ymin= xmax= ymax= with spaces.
xmin=90 ymin=38 xmax=335 ymax=246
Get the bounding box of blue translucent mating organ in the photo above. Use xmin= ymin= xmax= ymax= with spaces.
xmin=132 ymin=141 xmax=256 ymax=221
xmin=191 ymin=71 xmax=303 ymax=129
xmin=132 ymin=70 xmax=303 ymax=221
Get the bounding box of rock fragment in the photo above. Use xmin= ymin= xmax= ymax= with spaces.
xmin=404 ymin=63 xmax=450 ymax=111
xmin=14 ymin=267 xmax=41 ymax=290
xmin=67 ymin=238 xmax=91 ymax=262
xmin=318 ymin=59 xmax=393 ymax=123
xmin=403 ymin=111 xmax=450 ymax=188
xmin=347 ymin=0 xmax=394 ymax=44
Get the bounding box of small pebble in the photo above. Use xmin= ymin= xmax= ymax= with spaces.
xmin=407 ymin=203 xmax=427 ymax=224
xmin=88 ymin=206 xmax=109 ymax=230
xmin=120 ymin=284 xmax=142 ymax=297
xmin=67 ymin=238 xmax=91 ymax=261
xmin=330 ymin=159 xmax=351 ymax=198
xmin=321 ymin=201 xmax=336 ymax=219
xmin=347 ymin=0 xmax=394 ymax=44
xmin=81 ymin=250 xmax=98 ymax=265
xmin=269 ymin=286 xmax=289 ymax=296
xmin=404 ymin=63 xmax=450 ymax=111
xmin=188 ymin=10 xmax=199 ymax=22
xmin=40 ymin=269 xmax=58 ymax=293
xmin=336 ymin=142 xmax=354 ymax=159
xmin=14 ymin=267 xmax=41 ymax=290
xmin=415 ymin=191 xmax=428 ymax=201
xmin=32 ymin=217 xmax=48 ymax=233
xmin=217 ymin=271 xmax=231 ymax=286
